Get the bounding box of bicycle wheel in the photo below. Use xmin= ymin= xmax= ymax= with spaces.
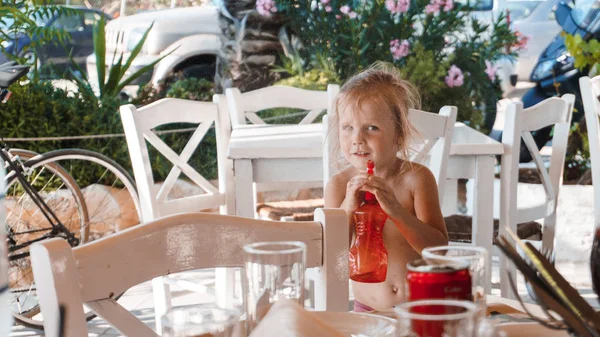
xmin=6 ymin=148 xmax=140 ymax=329
xmin=5 ymin=149 xmax=88 ymax=328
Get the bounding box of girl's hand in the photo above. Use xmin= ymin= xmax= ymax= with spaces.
xmin=344 ymin=172 xmax=369 ymax=214
xmin=361 ymin=175 xmax=403 ymax=217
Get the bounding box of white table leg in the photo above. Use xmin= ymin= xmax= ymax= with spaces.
xmin=471 ymin=155 xmax=494 ymax=295
xmin=234 ymin=159 xmax=256 ymax=219
xmin=442 ymin=178 xmax=458 ymax=216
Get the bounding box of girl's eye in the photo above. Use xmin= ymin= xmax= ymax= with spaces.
xmin=342 ymin=125 xmax=352 ymax=131
xmin=367 ymin=125 xmax=379 ymax=131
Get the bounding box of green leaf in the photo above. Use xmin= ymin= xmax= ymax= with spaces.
xmin=94 ymin=16 xmax=106 ymax=96
xmin=121 ymin=22 xmax=154 ymax=76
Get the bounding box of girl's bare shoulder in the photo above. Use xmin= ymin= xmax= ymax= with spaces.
xmin=329 ymin=166 xmax=358 ymax=188
xmin=395 ymin=160 xmax=436 ymax=187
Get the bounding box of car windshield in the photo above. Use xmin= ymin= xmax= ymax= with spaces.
xmin=454 ymin=0 xmax=494 ymax=11
xmin=571 ymin=0 xmax=600 ymax=32
xmin=505 ymin=0 xmax=544 ymax=20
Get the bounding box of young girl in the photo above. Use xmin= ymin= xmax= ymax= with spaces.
xmin=324 ymin=64 xmax=449 ymax=312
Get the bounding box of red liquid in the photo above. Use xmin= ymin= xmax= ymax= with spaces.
xmin=406 ymin=259 xmax=473 ymax=337
xmin=591 ymin=228 xmax=600 ymax=304
xmin=349 ymin=196 xmax=388 ymax=283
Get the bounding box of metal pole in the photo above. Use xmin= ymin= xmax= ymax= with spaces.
xmin=120 ymin=0 xmax=127 ymax=17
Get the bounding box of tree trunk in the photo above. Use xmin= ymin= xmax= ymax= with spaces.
xmin=216 ymin=0 xmax=286 ymax=93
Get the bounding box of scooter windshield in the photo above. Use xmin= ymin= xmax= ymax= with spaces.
xmin=571 ymin=0 xmax=600 ymax=33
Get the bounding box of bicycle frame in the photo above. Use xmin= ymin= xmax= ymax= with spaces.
xmin=1 ymin=139 xmax=80 ymax=261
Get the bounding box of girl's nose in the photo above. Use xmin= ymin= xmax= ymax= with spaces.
xmin=352 ymin=130 xmax=365 ymax=145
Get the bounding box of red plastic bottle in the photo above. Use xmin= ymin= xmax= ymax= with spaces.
xmin=349 ymin=160 xmax=388 ymax=283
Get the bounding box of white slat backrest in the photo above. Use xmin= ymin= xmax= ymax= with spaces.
xmin=226 ymin=85 xmax=340 ymax=127
xmin=120 ymin=98 xmax=233 ymax=222
xmin=580 ymin=76 xmax=600 ymax=230
xmin=408 ymin=106 xmax=457 ymax=202
xmin=499 ymin=94 xmax=574 ymax=297
xmin=31 ymin=209 xmax=349 ymax=337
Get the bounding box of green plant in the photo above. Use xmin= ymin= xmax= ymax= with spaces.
xmin=0 ymin=1 xmax=77 ymax=68
xmin=269 ymin=0 xmax=521 ymax=131
xmin=564 ymin=32 xmax=600 ymax=75
xmin=69 ymin=16 xmax=173 ymax=104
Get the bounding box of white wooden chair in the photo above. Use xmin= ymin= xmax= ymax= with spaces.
xmin=580 ymin=76 xmax=600 ymax=232
xmin=119 ymin=97 xmax=235 ymax=332
xmin=226 ymin=85 xmax=340 ymax=202
xmin=30 ymin=209 xmax=349 ymax=337
xmin=498 ymin=94 xmax=575 ymax=297
xmin=324 ymin=106 xmax=458 ymax=206
xmin=226 ymin=85 xmax=340 ymax=128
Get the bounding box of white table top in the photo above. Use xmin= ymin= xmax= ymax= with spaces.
xmin=227 ymin=122 xmax=504 ymax=159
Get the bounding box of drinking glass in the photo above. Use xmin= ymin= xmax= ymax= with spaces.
xmin=243 ymin=241 xmax=306 ymax=334
xmin=421 ymin=245 xmax=489 ymax=308
xmin=162 ymin=305 xmax=240 ymax=337
xmin=395 ymin=299 xmax=477 ymax=337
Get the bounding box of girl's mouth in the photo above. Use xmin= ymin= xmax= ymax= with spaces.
xmin=353 ymin=152 xmax=370 ymax=158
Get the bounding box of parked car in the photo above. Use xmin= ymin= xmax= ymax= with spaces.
xmin=0 ymin=6 xmax=112 ymax=75
xmin=86 ymin=5 xmax=220 ymax=89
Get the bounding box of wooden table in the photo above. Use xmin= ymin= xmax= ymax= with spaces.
xmin=228 ymin=122 xmax=504 ymax=292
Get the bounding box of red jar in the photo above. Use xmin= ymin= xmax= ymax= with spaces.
xmin=406 ymin=259 xmax=472 ymax=302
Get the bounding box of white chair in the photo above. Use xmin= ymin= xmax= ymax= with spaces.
xmin=119 ymin=97 xmax=235 ymax=332
xmin=30 ymin=209 xmax=349 ymax=337
xmin=226 ymin=85 xmax=340 ymax=128
xmin=580 ymin=76 xmax=600 ymax=231
xmin=226 ymin=85 xmax=340 ymax=213
xmin=498 ymin=94 xmax=575 ymax=297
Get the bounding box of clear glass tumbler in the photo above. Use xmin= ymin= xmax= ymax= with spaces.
xmin=243 ymin=241 xmax=306 ymax=334
xmin=395 ymin=299 xmax=477 ymax=337
xmin=162 ymin=305 xmax=240 ymax=337
xmin=421 ymin=245 xmax=489 ymax=308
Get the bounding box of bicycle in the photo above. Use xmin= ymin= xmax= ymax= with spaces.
xmin=0 ymin=62 xmax=141 ymax=329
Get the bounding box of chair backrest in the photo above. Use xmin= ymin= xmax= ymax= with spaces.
xmin=225 ymin=85 xmax=340 ymax=128
xmin=31 ymin=208 xmax=349 ymax=337
xmin=120 ymin=97 xmax=234 ymax=222
xmin=499 ymin=94 xmax=575 ymax=253
xmin=324 ymin=105 xmax=457 ymax=205
xmin=580 ymin=76 xmax=600 ymax=230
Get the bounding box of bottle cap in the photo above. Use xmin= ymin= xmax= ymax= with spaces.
xmin=365 ymin=160 xmax=375 ymax=201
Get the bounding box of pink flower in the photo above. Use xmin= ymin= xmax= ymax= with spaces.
xmin=256 ymin=0 xmax=277 ymax=16
xmin=445 ymin=65 xmax=464 ymax=87
xmin=325 ymin=5 xmax=332 ymax=12
xmin=425 ymin=0 xmax=453 ymax=14
xmin=425 ymin=2 xmax=440 ymax=14
xmin=443 ymin=0 xmax=453 ymax=11
xmin=390 ymin=39 xmax=410 ymax=60
xmin=340 ymin=5 xmax=351 ymax=14
xmin=386 ymin=0 xmax=410 ymax=14
xmin=348 ymin=11 xmax=358 ymax=18
xmin=320 ymin=0 xmax=330 ymax=4
xmin=485 ymin=60 xmax=497 ymax=81
xmin=336 ymin=14 xmax=341 ymax=19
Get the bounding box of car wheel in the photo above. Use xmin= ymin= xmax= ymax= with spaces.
xmin=179 ymin=63 xmax=216 ymax=80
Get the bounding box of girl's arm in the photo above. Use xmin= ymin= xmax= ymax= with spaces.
xmin=362 ymin=167 xmax=448 ymax=253
xmin=325 ymin=173 xmax=367 ymax=245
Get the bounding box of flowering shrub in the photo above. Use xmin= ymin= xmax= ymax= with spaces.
xmin=262 ymin=0 xmax=521 ymax=130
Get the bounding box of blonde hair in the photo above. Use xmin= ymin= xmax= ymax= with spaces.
xmin=328 ymin=62 xmax=421 ymax=171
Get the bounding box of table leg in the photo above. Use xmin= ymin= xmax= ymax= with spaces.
xmin=470 ymin=155 xmax=494 ymax=295
xmin=234 ymin=159 xmax=256 ymax=219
